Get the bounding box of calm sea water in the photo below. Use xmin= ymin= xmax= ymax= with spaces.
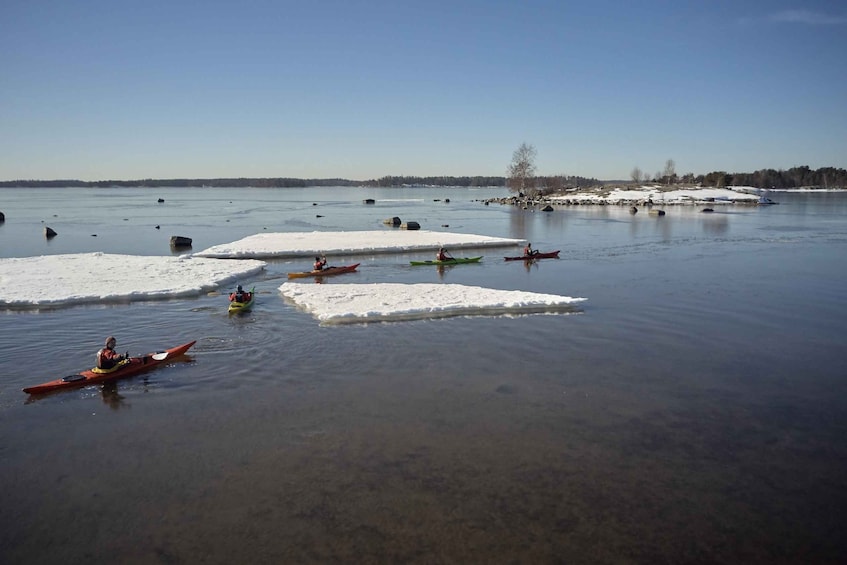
xmin=2 ymin=186 xmax=846 ymax=563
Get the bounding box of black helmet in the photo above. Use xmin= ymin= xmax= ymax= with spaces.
xmin=237 ymin=285 xmax=243 ymax=292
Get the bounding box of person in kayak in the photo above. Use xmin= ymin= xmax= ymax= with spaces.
xmin=229 ymin=285 xmax=249 ymax=302
xmin=523 ymin=242 xmax=539 ymax=257
xmin=436 ymin=247 xmax=454 ymax=261
xmin=96 ymin=336 xmax=126 ymax=370
xmin=314 ymin=256 xmax=328 ymax=271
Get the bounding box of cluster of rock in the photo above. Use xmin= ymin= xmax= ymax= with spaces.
xmin=6 ymin=198 xmax=196 ymax=248
xmin=382 ymin=216 xmax=420 ymax=230
xmin=481 ymin=188 xmax=765 ymax=209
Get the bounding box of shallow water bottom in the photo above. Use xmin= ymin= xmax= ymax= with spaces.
xmin=4 ymin=303 xmax=846 ymax=564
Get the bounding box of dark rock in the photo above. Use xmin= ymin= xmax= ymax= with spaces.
xmin=363 ymin=198 xmax=375 ymax=204
xmin=401 ymin=221 xmax=420 ymax=230
xmin=541 ymin=205 xmax=554 ymax=212
xmin=383 ymin=216 xmax=401 ymax=226
xmin=157 ymin=198 xmax=165 ymax=203
xmin=702 ymin=208 xmax=714 ymax=213
xmin=0 ymin=211 xmax=5 ymax=222
xmin=44 ymin=226 xmax=57 ymax=239
xmin=169 ymin=235 xmax=192 ymax=248
xmin=630 ymin=207 xmax=638 ymax=214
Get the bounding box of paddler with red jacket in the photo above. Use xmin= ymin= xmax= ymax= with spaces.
xmin=229 ymin=285 xmax=249 ymax=303
xmin=96 ymin=336 xmax=126 ymax=370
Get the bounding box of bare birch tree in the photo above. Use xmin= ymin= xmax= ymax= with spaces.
xmin=663 ymin=159 xmax=676 ymax=185
xmin=507 ymin=143 xmax=537 ymax=195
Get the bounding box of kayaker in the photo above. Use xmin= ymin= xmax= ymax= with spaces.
xmin=523 ymin=243 xmax=539 ymax=257
xmin=436 ymin=247 xmax=454 ymax=261
xmin=314 ymin=256 xmax=327 ymax=271
xmin=96 ymin=336 xmax=126 ymax=370
xmin=230 ymin=285 xmax=248 ymax=302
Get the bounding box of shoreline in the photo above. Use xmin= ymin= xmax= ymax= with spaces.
xmin=484 ymin=185 xmax=786 ymax=208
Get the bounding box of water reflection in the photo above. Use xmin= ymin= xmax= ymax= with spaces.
xmin=700 ymin=212 xmax=729 ymax=235
xmin=100 ymin=381 xmax=129 ymax=410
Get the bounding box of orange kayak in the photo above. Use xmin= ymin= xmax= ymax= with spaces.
xmin=23 ymin=341 xmax=196 ymax=395
xmin=287 ymin=263 xmax=360 ymax=279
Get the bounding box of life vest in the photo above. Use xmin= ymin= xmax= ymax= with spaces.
xmin=96 ymin=347 xmax=120 ymax=370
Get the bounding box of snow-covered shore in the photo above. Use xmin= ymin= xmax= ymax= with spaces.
xmin=490 ymin=186 xmax=777 ymax=207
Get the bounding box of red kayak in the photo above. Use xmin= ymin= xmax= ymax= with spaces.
xmin=23 ymin=341 xmax=196 ymax=395
xmin=504 ymin=250 xmax=560 ymax=261
xmin=287 ymin=263 xmax=360 ymax=279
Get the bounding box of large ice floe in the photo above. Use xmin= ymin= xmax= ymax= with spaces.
xmin=0 ymin=253 xmax=266 ymax=307
xmin=279 ymin=282 xmax=586 ymax=325
xmin=194 ymin=230 xmax=523 ymax=259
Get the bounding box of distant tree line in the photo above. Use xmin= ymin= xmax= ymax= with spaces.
xmin=699 ymin=166 xmax=847 ymax=189
xmin=361 ymin=175 xmax=507 ymax=187
xmin=2 ymin=165 xmax=844 ymax=189
xmin=631 ymin=164 xmax=846 ymax=189
xmin=0 ymin=177 xmax=361 ymax=188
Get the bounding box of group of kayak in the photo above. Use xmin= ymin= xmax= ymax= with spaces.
xmin=23 ymin=244 xmax=559 ymax=396
xmin=232 ymin=245 xmax=559 ymax=311
xmin=284 ymin=244 xmax=559 ymax=275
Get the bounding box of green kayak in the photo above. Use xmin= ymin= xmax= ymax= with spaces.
xmin=410 ymin=256 xmax=483 ymax=266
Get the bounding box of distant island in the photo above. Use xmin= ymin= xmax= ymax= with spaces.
xmin=1 ymin=165 xmax=844 ymax=190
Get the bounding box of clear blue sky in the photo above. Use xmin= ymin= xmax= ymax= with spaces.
xmin=2 ymin=0 xmax=845 ymax=181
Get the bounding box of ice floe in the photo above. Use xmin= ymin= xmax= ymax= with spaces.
xmin=279 ymin=282 xmax=586 ymax=324
xmin=0 ymin=253 xmax=266 ymax=307
xmin=194 ymin=230 xmax=523 ymax=259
